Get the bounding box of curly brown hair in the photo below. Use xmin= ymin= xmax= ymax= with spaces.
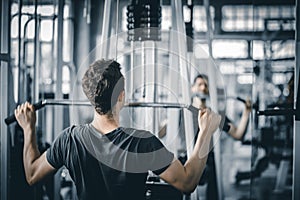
xmin=82 ymin=59 xmax=124 ymax=115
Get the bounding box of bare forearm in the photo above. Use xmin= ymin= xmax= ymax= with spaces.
xmin=159 ymin=109 xmax=220 ymax=193
xmin=182 ymin=131 xmax=211 ymax=191
xmin=182 ymin=156 xmax=208 ymax=192
xmin=23 ymin=128 xmax=41 ymax=184
xmin=15 ymin=102 xmax=54 ymax=185
xmin=233 ymin=110 xmax=250 ymax=140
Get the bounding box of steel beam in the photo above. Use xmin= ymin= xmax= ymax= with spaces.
xmin=162 ymin=0 xmax=295 ymax=6
xmin=194 ymin=31 xmax=295 ymax=41
xmin=142 ymin=41 xmax=157 ymax=134
xmin=172 ymin=0 xmax=197 ymax=199
xmin=293 ymin=0 xmax=300 ymax=199
xmin=54 ymin=1 xmax=64 ymax=200
xmin=204 ymin=0 xmax=223 ymax=199
xmin=100 ymin=0 xmax=113 ymax=59
xmin=0 ymin=0 xmax=11 ymax=199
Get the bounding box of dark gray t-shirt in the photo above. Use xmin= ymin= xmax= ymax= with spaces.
xmin=46 ymin=124 xmax=174 ymax=200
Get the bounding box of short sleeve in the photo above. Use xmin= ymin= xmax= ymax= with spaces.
xmin=46 ymin=127 xmax=72 ymax=169
xmin=146 ymin=136 xmax=174 ymax=175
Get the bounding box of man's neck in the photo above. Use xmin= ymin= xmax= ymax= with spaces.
xmin=91 ymin=111 xmax=119 ymax=134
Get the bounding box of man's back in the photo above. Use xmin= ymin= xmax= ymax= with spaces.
xmin=15 ymin=60 xmax=222 ymax=200
xmin=46 ymin=124 xmax=174 ymax=200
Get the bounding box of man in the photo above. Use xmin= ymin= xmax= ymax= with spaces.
xmin=191 ymin=74 xmax=252 ymax=200
xmin=15 ymin=59 xmax=221 ymax=200
xmin=191 ymin=74 xmax=251 ymax=140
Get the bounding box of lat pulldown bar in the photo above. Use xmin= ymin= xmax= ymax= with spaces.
xmin=4 ymin=100 xmax=197 ymax=125
xmin=4 ymin=100 xmax=91 ymax=125
xmin=5 ymin=97 xmax=249 ymax=126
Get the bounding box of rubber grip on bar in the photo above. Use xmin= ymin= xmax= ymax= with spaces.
xmin=4 ymin=101 xmax=45 ymax=125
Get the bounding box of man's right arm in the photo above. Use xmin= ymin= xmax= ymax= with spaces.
xmin=227 ymin=98 xmax=251 ymax=140
xmin=159 ymin=109 xmax=221 ymax=194
xmin=15 ymin=102 xmax=57 ymax=185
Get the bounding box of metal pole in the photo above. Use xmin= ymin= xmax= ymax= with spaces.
xmin=54 ymin=1 xmax=64 ymax=200
xmin=143 ymin=41 xmax=157 ymax=134
xmin=33 ymin=0 xmax=39 ymax=103
xmin=204 ymin=0 xmax=223 ymax=199
xmin=128 ymin=41 xmax=135 ymax=127
xmin=293 ymin=0 xmax=300 ymax=199
xmin=1 ymin=0 xmax=11 ymax=199
xmin=100 ymin=0 xmax=112 ymax=59
xmin=17 ymin=0 xmax=23 ymax=103
xmin=173 ymin=0 xmax=197 ymax=199
xmin=130 ymin=41 xmax=135 ymax=103
xmin=55 ymin=0 xmax=64 ymax=133
xmin=166 ymin=15 xmax=180 ymax=158
xmin=174 ymin=0 xmax=193 ymax=156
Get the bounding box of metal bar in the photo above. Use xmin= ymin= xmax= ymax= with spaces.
xmin=45 ymin=99 xmax=91 ymax=106
xmin=55 ymin=0 xmax=64 ymax=128
xmin=125 ymin=102 xmax=191 ymax=109
xmin=161 ymin=0 xmax=295 ymax=6
xmin=143 ymin=41 xmax=156 ymax=134
xmin=12 ymin=12 xmax=57 ymax=19
xmin=4 ymin=100 xmax=89 ymax=126
xmin=0 ymin=55 xmax=9 ymax=200
xmin=107 ymin=0 xmax=115 ymax=58
xmin=194 ymin=31 xmax=295 ymax=41
xmin=114 ymin=0 xmax=119 ymax=58
xmin=54 ymin=1 xmax=64 ymax=200
xmin=1 ymin=0 xmax=10 ymax=199
xmin=141 ymin=42 xmax=145 ymax=97
xmin=166 ymin=3 xmax=181 ymax=160
xmin=216 ymin=57 xmax=295 ymax=62
xmin=22 ymin=15 xmax=36 ymax=102
xmin=174 ymin=0 xmax=193 ymax=155
xmin=293 ymin=0 xmax=300 ymax=199
xmin=4 ymin=100 xmax=201 ymax=127
xmin=100 ymin=0 xmax=112 ymax=59
xmin=130 ymin=41 xmax=134 ymax=101
xmin=127 ymin=41 xmax=135 ymax=128
xmin=204 ymin=0 xmax=213 ymax=56
xmin=33 ymin=0 xmax=39 ymax=102
xmin=173 ymin=0 xmax=197 ymax=199
xmin=257 ymin=109 xmax=296 ymax=116
xmin=141 ymin=42 xmax=146 ymax=129
xmin=204 ymin=0 xmax=223 ymax=199
xmin=17 ymin=0 xmax=23 ymax=104
xmin=50 ymin=2 xmax=55 ymax=100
